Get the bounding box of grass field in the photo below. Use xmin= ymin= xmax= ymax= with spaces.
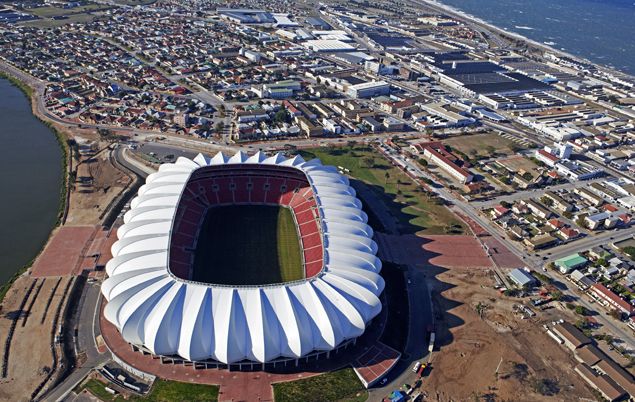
xmin=78 ymin=379 xmax=219 ymax=401
xmin=299 ymin=146 xmax=466 ymax=236
xmin=273 ymin=368 xmax=367 ymax=402
xmin=192 ymin=205 xmax=303 ymax=285
xmin=21 ymin=13 xmax=99 ymax=27
xmin=28 ymin=4 xmax=109 ymax=17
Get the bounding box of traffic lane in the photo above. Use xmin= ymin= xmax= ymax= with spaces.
xmin=134 ymin=142 xmax=199 ymax=162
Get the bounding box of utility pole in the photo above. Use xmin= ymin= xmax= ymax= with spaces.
xmin=494 ymin=356 xmax=503 ymax=379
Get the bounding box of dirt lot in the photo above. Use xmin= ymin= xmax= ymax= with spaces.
xmin=425 ymin=266 xmax=595 ymax=401
xmin=0 ymin=275 xmax=73 ymax=401
xmin=444 ymin=132 xmax=525 ymax=158
xmin=496 ymin=155 xmax=543 ymax=179
xmin=66 ymin=146 xmax=131 ymax=225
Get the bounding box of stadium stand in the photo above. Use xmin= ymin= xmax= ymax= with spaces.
xmin=168 ymin=165 xmax=325 ymax=282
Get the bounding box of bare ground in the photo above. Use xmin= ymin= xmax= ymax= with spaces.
xmin=66 ymin=147 xmax=131 ymax=225
xmin=425 ymin=266 xmax=595 ymax=401
xmin=0 ymin=275 xmax=73 ymax=401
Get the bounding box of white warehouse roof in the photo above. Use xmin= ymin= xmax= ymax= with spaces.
xmin=303 ymin=39 xmax=356 ymax=52
xmin=101 ymin=151 xmax=384 ymax=364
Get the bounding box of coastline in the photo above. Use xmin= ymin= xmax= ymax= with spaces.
xmin=0 ymin=71 xmax=70 ymax=303
xmin=417 ymin=0 xmax=635 ymax=80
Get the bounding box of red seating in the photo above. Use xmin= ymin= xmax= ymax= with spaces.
xmin=303 ymin=246 xmax=322 ymax=263
xmin=295 ymin=209 xmax=315 ymax=225
xmin=216 ymin=178 xmax=232 ymax=204
xmin=169 ymin=165 xmax=326 ymax=281
xmin=279 ymin=191 xmax=294 ymax=206
xmin=250 ymin=178 xmax=268 ymax=203
xmin=305 ymin=260 xmax=323 ymax=277
xmin=233 ymin=177 xmax=250 ymax=204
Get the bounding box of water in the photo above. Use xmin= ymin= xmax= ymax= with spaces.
xmin=0 ymin=79 xmax=63 ymax=284
xmin=435 ymin=0 xmax=635 ymax=75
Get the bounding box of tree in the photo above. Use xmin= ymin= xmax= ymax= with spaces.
xmin=274 ymin=108 xmax=290 ymax=123
xmin=532 ymin=378 xmax=560 ymax=396
xmin=475 ymin=302 xmax=487 ymax=319
xmin=361 ymin=156 xmax=375 ymax=168
xmin=609 ymin=309 xmax=624 ymax=320
xmin=576 ymin=217 xmax=587 ymax=229
xmin=574 ymin=305 xmax=589 ymax=316
xmin=384 ymin=171 xmax=390 ymax=185
xmin=623 ymin=247 xmax=635 ymax=261
xmin=214 ymin=122 xmax=224 ymax=134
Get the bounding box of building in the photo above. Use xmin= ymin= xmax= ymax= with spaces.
xmin=303 ymin=40 xmax=356 ymax=52
xmin=524 ymin=234 xmax=558 ymax=250
xmin=590 ymin=283 xmax=635 ymax=317
xmin=217 ymin=8 xmax=275 ymax=24
xmin=295 ymin=116 xmax=322 ymax=137
xmin=535 ymin=149 xmax=560 ymax=167
xmin=575 ymin=344 xmax=605 ymax=366
xmin=418 ymin=102 xmax=476 ymax=128
xmin=575 ymin=364 xmax=627 ymax=402
xmin=101 ymin=152 xmax=383 ymax=366
xmin=543 ymin=191 xmax=573 ymax=212
xmin=382 ymin=117 xmax=404 ymax=132
xmin=552 ymin=321 xmax=591 ymax=351
xmin=575 ymin=187 xmax=604 ymax=207
xmin=509 ymin=268 xmax=537 ymax=288
xmin=346 ymin=81 xmax=390 ymax=99
xmin=570 ymin=269 xmax=595 ymax=289
xmin=594 ymin=359 xmax=635 ymax=397
xmin=522 ymin=199 xmax=553 ymax=219
xmin=417 ymin=142 xmax=474 ymax=184
xmin=555 ymin=254 xmax=588 ymax=274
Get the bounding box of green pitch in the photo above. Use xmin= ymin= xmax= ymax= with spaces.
xmin=191 ymin=205 xmax=304 ymax=285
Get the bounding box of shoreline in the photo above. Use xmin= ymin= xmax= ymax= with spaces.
xmin=0 ymin=73 xmax=70 ymax=303
xmin=417 ymin=0 xmax=635 ymax=80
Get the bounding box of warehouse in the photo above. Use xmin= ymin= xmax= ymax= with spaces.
xmin=346 ymin=81 xmax=390 ymax=99
xmin=303 ymin=39 xmax=356 ymax=52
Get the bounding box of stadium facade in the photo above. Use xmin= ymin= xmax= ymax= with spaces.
xmin=101 ymin=151 xmax=384 ymax=365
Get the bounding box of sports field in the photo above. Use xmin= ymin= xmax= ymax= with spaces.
xmin=192 ymin=205 xmax=304 ymax=285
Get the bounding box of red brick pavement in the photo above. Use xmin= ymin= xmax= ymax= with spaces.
xmin=352 ymin=342 xmax=400 ymax=387
xmin=482 ymin=237 xmax=524 ymax=269
xmin=377 ymin=233 xmax=493 ymax=269
xmin=31 ymin=225 xmax=97 ymax=277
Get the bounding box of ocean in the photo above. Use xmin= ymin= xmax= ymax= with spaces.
xmin=435 ymin=0 xmax=635 ymax=76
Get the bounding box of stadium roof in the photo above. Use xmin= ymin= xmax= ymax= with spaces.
xmin=101 ymin=151 xmax=384 ymax=364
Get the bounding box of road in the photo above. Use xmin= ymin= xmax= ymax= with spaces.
xmin=471 ymin=177 xmax=607 ymax=209
xmin=44 ymin=283 xmax=111 ymax=402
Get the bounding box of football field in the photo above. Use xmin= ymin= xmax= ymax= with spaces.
xmin=192 ymin=205 xmax=304 ymax=285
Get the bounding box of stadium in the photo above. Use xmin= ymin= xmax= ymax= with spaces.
xmin=101 ymin=151 xmax=384 ymax=368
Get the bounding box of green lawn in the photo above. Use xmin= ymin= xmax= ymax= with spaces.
xmin=28 ymin=4 xmax=109 ymax=17
xmin=299 ymin=146 xmax=466 ymax=235
xmin=78 ymin=379 xmax=219 ymax=402
xmin=273 ymin=368 xmax=367 ymax=402
xmin=191 ymin=205 xmax=303 ymax=285
xmin=21 ymin=13 xmax=98 ymax=27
